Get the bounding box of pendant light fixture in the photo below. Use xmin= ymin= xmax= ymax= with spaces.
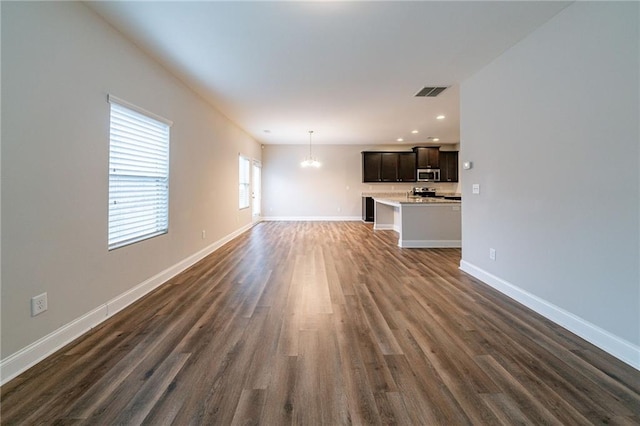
xmin=300 ymin=130 xmax=321 ymax=168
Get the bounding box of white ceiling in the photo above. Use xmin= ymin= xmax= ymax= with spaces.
xmin=87 ymin=1 xmax=570 ymax=145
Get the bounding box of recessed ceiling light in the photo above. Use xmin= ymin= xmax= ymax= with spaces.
xmin=436 ymin=115 xmax=445 ymax=120
xmin=411 ymin=130 xmax=419 ymax=134
xmin=397 ymin=138 xmax=404 ymax=142
xmin=432 ymin=138 xmax=440 ymax=142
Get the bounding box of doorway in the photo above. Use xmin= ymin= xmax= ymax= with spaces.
xmin=252 ymin=161 xmax=261 ymax=221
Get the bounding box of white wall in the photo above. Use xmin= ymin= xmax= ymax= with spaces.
xmin=1 ymin=2 xmax=261 ymax=364
xmin=460 ymin=2 xmax=639 ymax=366
xmin=262 ymin=144 xmax=460 ymax=219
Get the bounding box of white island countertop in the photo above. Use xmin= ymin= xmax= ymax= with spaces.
xmin=373 ymin=196 xmax=461 ymax=206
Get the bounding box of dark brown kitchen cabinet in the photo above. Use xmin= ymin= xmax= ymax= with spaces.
xmin=362 ymin=151 xmax=416 ymax=182
xmin=362 ymin=152 xmax=382 ymax=182
xmin=397 ymin=152 xmax=417 ymax=181
xmin=380 ymin=153 xmax=398 ymax=181
xmin=414 ymin=146 xmax=440 ymax=169
xmin=439 ymin=151 xmax=459 ymax=182
xmin=362 ymin=196 xmax=374 ymax=222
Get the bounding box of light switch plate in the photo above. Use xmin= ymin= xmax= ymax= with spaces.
xmin=472 ymin=184 xmax=480 ymax=194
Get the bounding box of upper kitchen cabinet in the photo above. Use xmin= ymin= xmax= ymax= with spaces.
xmin=439 ymin=151 xmax=459 ymax=182
xmin=363 ymin=152 xmax=382 ymax=182
xmin=380 ymin=153 xmax=398 ymax=181
xmin=397 ymin=152 xmax=417 ymax=181
xmin=362 ymin=151 xmax=416 ymax=182
xmin=414 ymin=146 xmax=440 ymax=169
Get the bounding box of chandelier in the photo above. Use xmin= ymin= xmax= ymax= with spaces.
xmin=300 ymin=130 xmax=321 ymax=168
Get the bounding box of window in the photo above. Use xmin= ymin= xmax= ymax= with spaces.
xmin=108 ymin=95 xmax=171 ymax=250
xmin=239 ymin=155 xmax=250 ymax=209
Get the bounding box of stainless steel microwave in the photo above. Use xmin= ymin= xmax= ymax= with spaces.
xmin=417 ymin=168 xmax=440 ymax=182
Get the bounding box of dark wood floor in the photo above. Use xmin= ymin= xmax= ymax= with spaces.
xmin=2 ymin=221 xmax=639 ymax=425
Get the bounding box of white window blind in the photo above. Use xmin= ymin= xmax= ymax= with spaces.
xmin=239 ymin=155 xmax=250 ymax=209
xmin=108 ymin=96 xmax=171 ymax=250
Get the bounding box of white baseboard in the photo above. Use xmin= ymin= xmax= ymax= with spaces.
xmin=399 ymin=239 xmax=461 ymax=248
xmin=0 ymin=222 xmax=257 ymax=386
xmin=459 ymin=260 xmax=640 ymax=371
xmin=373 ymin=224 xmax=396 ymax=231
xmin=263 ymin=216 xmax=361 ymax=221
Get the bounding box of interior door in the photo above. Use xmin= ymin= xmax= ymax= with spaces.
xmin=252 ymin=161 xmax=261 ymax=220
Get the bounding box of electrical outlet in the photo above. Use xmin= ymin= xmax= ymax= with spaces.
xmin=201 ymin=230 xmax=206 ymax=239
xmin=31 ymin=293 xmax=48 ymax=316
xmin=489 ymin=248 xmax=496 ymax=261
xmin=472 ymin=184 xmax=480 ymax=194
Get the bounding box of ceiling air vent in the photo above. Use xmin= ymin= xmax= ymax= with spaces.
xmin=415 ymin=86 xmax=448 ymax=97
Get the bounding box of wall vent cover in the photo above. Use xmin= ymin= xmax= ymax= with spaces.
xmin=415 ymin=86 xmax=448 ymax=97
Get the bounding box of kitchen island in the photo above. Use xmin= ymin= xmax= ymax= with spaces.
xmin=373 ymin=196 xmax=461 ymax=248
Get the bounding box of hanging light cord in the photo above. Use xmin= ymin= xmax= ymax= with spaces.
xmin=301 ymin=130 xmax=320 ymax=168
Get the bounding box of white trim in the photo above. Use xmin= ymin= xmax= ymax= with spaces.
xmin=459 ymin=260 xmax=640 ymax=371
xmin=262 ymin=216 xmax=361 ymax=222
xmin=373 ymin=198 xmax=401 ymax=208
xmin=0 ymin=222 xmax=256 ymax=386
xmin=107 ymin=94 xmax=173 ymax=126
xmin=399 ymin=239 xmax=461 ymax=248
xmin=373 ymin=224 xmax=396 ymax=231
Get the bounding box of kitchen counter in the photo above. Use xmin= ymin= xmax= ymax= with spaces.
xmin=372 ymin=196 xmax=461 ymax=248
xmin=361 ymin=191 xmax=411 ymax=197
xmin=374 ymin=196 xmax=461 ymax=205
xmin=361 ymin=191 xmax=462 ymax=199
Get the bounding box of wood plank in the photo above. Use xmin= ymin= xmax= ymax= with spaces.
xmin=353 ymin=280 xmax=403 ymax=355
xmin=331 ymin=302 xmax=383 ymax=425
xmin=293 ymin=329 xmax=323 ymax=424
xmin=345 ymin=295 xmax=399 ymax=394
xmin=480 ymin=393 xmax=533 ymax=425
xmin=112 ymin=352 xmax=190 ymax=425
xmin=474 ymin=354 xmax=565 ymax=424
xmin=259 ymin=355 xmax=298 ymax=425
xmin=230 ymin=389 xmax=266 ymax=426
